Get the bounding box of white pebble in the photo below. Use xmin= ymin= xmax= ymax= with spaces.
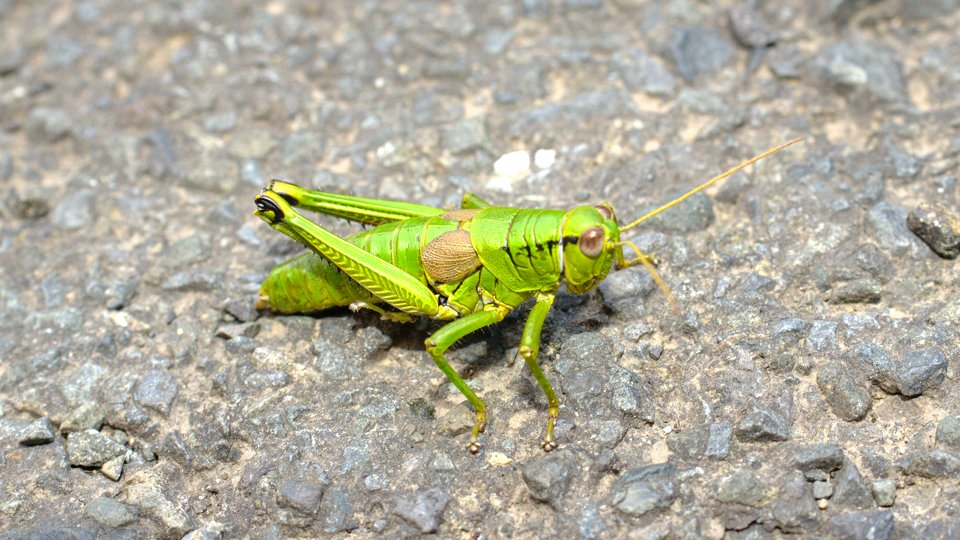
xmin=534 ymin=148 xmax=556 ymax=169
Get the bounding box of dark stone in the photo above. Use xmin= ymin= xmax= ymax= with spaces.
xmin=66 ymin=430 xmax=126 ymax=467
xmin=936 ymin=415 xmax=960 ymax=449
xmin=790 ymin=443 xmax=845 ymax=472
xmin=393 ymin=488 xmax=450 ymax=534
xmin=735 ymin=405 xmax=790 ymax=442
xmin=597 ymin=269 xmax=654 ymax=314
xmin=611 ymin=48 xmax=676 ymax=96
xmin=134 ymin=370 xmax=179 ymax=415
xmin=907 ymin=203 xmax=960 ymax=258
xmin=19 ymin=417 xmax=56 ymax=446
xmin=670 ymin=27 xmax=735 ymax=82
xmin=865 ymin=202 xmax=926 ymax=258
xmin=705 ymin=422 xmax=733 ymax=460
xmin=277 ymin=479 xmax=326 ymax=515
xmin=443 ymin=118 xmax=488 ymax=155
xmin=901 ymin=449 xmax=960 ymax=479
xmin=817 ymin=360 xmax=871 ymax=421
xmin=320 ymin=487 xmax=354 ymax=533
xmin=667 ymin=425 xmax=708 ymax=460
xmin=772 ymin=472 xmax=818 ymax=533
xmin=51 ymin=190 xmax=95 ymax=230
xmin=833 ymin=459 xmax=874 ymax=510
xmin=897 ymin=348 xmax=947 ymax=397
xmin=805 ymin=320 xmax=838 ymax=352
xmin=845 ymin=343 xmax=899 ymax=394
xmin=818 ymin=41 xmax=907 ymax=105
xmin=728 ymin=2 xmax=779 ymax=48
xmin=611 ymin=463 xmax=677 ymax=517
xmin=85 ymin=496 xmax=137 ymax=528
xmin=521 ymin=450 xmax=580 ymax=508
xmin=160 ymin=270 xmax=223 ymax=292
xmin=715 ymin=469 xmax=767 ymax=506
xmin=827 ymin=278 xmax=882 ymax=304
xmin=61 ymin=402 xmax=106 ymax=433
xmin=830 ymin=510 xmax=894 ymax=540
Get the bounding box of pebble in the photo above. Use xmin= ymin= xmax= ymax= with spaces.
xmin=520 ymin=450 xmax=580 ymax=508
xmin=280 ymin=131 xmax=325 ymax=167
xmin=805 ymin=320 xmax=838 ymax=352
xmin=670 ymin=27 xmax=734 ymax=82
xmin=865 ymin=201 xmax=925 ymax=258
xmin=816 ymin=360 xmax=872 ymax=421
xmin=735 ymin=405 xmax=790 ymax=442
xmin=161 ymin=270 xmax=223 ymax=292
xmin=844 ymin=343 xmax=899 ymax=394
xmin=67 ymin=429 xmax=126 ymax=467
xmin=443 ymin=118 xmax=488 ymax=155
xmin=830 ymin=510 xmax=894 ymax=540
xmin=705 ymin=422 xmax=733 ymax=460
xmin=125 ymin=469 xmax=192 ymax=537
xmin=936 ymin=415 xmax=960 ymax=449
xmin=392 ymin=488 xmax=450 ymax=534
xmin=790 ymin=443 xmax=845 ymax=473
xmin=101 ymin=455 xmax=125 ymax=481
xmin=906 ymin=203 xmax=960 ymax=259
xmin=896 ymin=348 xmax=947 ymax=397
xmin=18 ymin=416 xmax=56 ymax=446
xmin=812 ymin=480 xmax=832 ymax=499
xmin=818 ymin=41 xmax=907 ymax=105
xmin=85 ymin=496 xmax=137 ymax=528
xmin=27 ymin=107 xmax=73 ymax=142
xmin=0 ymin=45 xmax=26 ymax=75
xmin=320 ymin=487 xmax=354 ymax=533
xmin=772 ymin=472 xmax=818 ymax=532
xmin=51 ymin=189 xmax=95 ymax=230
xmin=610 ymin=463 xmax=677 ymax=517
xmin=901 ymin=448 xmax=960 ymax=479
xmin=277 ymin=479 xmax=326 ymax=515
xmin=871 ymin=479 xmax=896 ymax=507
xmin=61 ymin=402 xmax=106 ymax=433
xmin=493 ymin=150 xmax=530 ymax=177
xmin=134 ymin=369 xmax=179 ymax=415
xmin=597 ymin=269 xmax=654 ymax=314
xmin=611 ymin=48 xmax=676 ymax=96
xmin=103 ymin=278 xmax=139 ymax=310
xmin=832 ymin=459 xmax=874 ymax=510
xmin=728 ymin=2 xmax=779 ymax=48
xmin=714 ymin=469 xmax=767 ymax=506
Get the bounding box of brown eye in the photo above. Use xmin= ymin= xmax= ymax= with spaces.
xmin=579 ymin=226 xmax=605 ymax=257
xmin=594 ymin=205 xmax=613 ymax=220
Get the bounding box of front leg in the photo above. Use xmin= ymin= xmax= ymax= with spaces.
xmin=519 ymin=292 xmax=560 ymax=451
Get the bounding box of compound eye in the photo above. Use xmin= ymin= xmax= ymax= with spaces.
xmin=594 ymin=205 xmax=613 ymax=220
xmin=579 ymin=226 xmax=605 ymax=258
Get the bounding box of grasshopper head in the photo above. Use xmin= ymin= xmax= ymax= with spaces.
xmin=561 ymin=203 xmax=621 ymax=295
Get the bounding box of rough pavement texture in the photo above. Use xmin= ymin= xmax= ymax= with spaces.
xmin=1 ymin=1 xmax=959 ymax=538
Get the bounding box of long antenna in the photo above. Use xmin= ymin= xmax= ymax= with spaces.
xmin=620 ymin=138 xmax=803 ymax=232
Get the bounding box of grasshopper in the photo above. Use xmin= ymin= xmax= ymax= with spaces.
xmin=253 ymin=138 xmax=800 ymax=453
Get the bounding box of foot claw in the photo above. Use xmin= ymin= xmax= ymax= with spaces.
xmin=467 ymin=441 xmax=482 ymax=454
xmin=541 ymin=439 xmax=557 ymax=452
xmin=479 ymin=422 xmax=487 ymax=434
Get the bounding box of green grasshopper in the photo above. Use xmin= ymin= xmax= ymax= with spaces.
xmin=253 ymin=138 xmax=800 ymax=453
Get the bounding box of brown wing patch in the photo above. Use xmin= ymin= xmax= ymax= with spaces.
xmin=422 ymin=229 xmax=481 ymax=283
xmin=441 ymin=209 xmax=481 ymax=222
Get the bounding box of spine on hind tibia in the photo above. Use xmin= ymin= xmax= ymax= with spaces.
xmin=259 ymin=251 xmax=376 ymax=313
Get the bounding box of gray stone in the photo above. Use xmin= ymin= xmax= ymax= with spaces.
xmin=597 ymin=269 xmax=654 ymax=313
xmin=728 ymin=2 xmax=778 ymax=48
xmin=773 ymin=318 xmax=811 ymax=344
xmin=278 ymin=479 xmax=326 ymax=515
xmin=833 ymin=459 xmax=874 ymax=510
xmin=667 ymin=426 xmax=708 ymax=460
xmin=51 ymin=190 xmax=95 ymax=230
xmin=0 ymin=152 xmax=13 ymax=181
xmin=735 ymin=405 xmax=790 ymax=442
xmin=670 ymin=27 xmax=735 ymax=82
xmin=28 ymin=107 xmax=73 ymax=142
xmin=790 ymin=443 xmax=845 ymax=472
xmin=936 ymin=415 xmax=960 ymax=449
xmin=772 ymin=472 xmax=818 ymax=532
xmin=830 ymin=510 xmax=894 ymax=540
xmin=62 ymin=363 xmax=107 ymax=406
xmin=715 ymin=469 xmax=768 ymax=506
xmin=901 ymin=448 xmax=960 ymax=478
xmin=817 ymin=360 xmax=871 ymax=421
xmin=840 ymin=314 xmax=881 ymax=339
xmin=101 ymin=455 xmax=124 ymax=481
xmin=134 ymin=370 xmax=179 ymax=415
xmin=812 ymin=480 xmax=832 ymax=499
xmin=865 ymin=201 xmax=925 ymax=258
xmin=845 ymin=343 xmax=899 ymax=394
xmin=611 ymin=463 xmax=677 ymax=517
xmin=0 ymin=45 xmax=25 ymax=75
xmin=61 ymin=402 xmax=106 ymax=433
xmin=280 ymin=131 xmax=325 ymax=167
xmin=19 ymin=417 xmax=56 ymax=446
xmin=125 ymin=469 xmax=191 ymax=537
xmin=161 ymin=234 xmax=211 ymax=271
xmin=897 ymin=348 xmax=947 ymax=396
xmin=805 ymin=320 xmax=838 ymax=352
xmin=320 ymin=487 xmax=354 ymax=533
xmin=827 ymin=278 xmax=882 ymax=304
xmin=644 ymin=192 xmax=714 ymax=233
xmin=443 ymin=118 xmax=488 ymax=155
xmin=609 ymin=368 xmax=655 ymax=422
xmin=818 ymin=41 xmax=907 ymax=105
xmin=103 ymin=278 xmax=139 ymax=310
xmin=393 ymin=488 xmax=450 ymax=534
xmin=161 ymin=270 xmax=223 ymax=292
xmin=521 ymin=450 xmax=580 ymax=508
xmin=85 ymin=496 xmax=137 ymax=528
xmin=67 ymin=429 xmax=126 ymax=467
xmin=906 ymin=203 xmax=960 ymax=259
xmin=705 ymin=422 xmax=733 ymax=460
xmin=611 ymin=48 xmax=676 ymax=96
xmin=871 ymin=479 xmax=896 ymax=507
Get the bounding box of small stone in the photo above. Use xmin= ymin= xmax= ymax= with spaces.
xmin=28 ymin=107 xmax=73 ymax=142
xmin=51 ymin=189 xmax=95 ymax=230
xmin=830 ymin=510 xmax=894 ymax=540
xmin=0 ymin=45 xmax=26 ymax=75
xmin=125 ymin=469 xmax=191 ymax=537
xmin=790 ymin=443 xmax=845 ymax=473
xmin=161 ymin=270 xmax=223 ymax=292
xmin=521 ymin=451 xmax=580 ymax=508
xmin=104 ymin=278 xmax=139 ymax=310
xmin=134 ymin=370 xmax=179 ymax=415
xmin=805 ymin=320 xmax=838 ymax=352
xmin=493 ymin=150 xmax=530 ymax=177
xmin=61 ymin=402 xmax=106 ymax=433
xmin=215 ymin=322 xmax=261 ymax=340
xmin=670 ymin=27 xmax=734 ymax=82
xmin=728 ymin=2 xmax=779 ymax=48
xmin=827 ymin=279 xmax=881 ymax=304
xmin=833 ymin=459 xmax=874 ymax=510
xmin=735 ymin=405 xmax=790 ymax=442
xmin=320 ymin=487 xmax=354 ymax=533
xmin=667 ymin=426 xmax=708 ymax=460
xmin=280 ymin=131 xmax=325 ymax=167
xmin=715 ymin=469 xmax=768 ymax=506
xmin=817 ymin=360 xmax=872 ymax=422
xmin=612 ymin=48 xmax=676 ymax=96
xmin=85 ymin=496 xmax=137 ymax=528
xmin=705 ymin=422 xmax=733 ymax=460
xmin=772 ymin=472 xmax=818 ymax=532
xmin=18 ymin=417 xmax=56 ymax=446
xmin=901 ymin=449 xmax=960 ymax=479
xmin=845 ymin=343 xmax=899 ymax=394
xmin=937 ymin=415 xmax=960 ymax=449
xmin=598 ymin=270 xmax=654 ymax=314
xmin=865 ymin=201 xmax=925 ymax=258
xmin=812 ymin=480 xmax=832 ymax=499
xmin=819 ymin=41 xmax=907 ymax=105
xmin=443 ymin=118 xmax=488 ymax=155
xmin=67 ymin=429 xmax=126 ymax=467
xmin=393 ymin=488 xmax=450 ymax=534
xmin=907 ymin=203 xmax=960 ymax=258
xmin=871 ymin=479 xmax=896 ymax=507
xmin=611 ymin=463 xmax=677 ymax=517
xmin=277 ymin=479 xmax=326 ymax=515
xmin=204 ymin=111 xmax=237 ymax=133
xmin=897 ymin=348 xmax=947 ymax=397
xmin=101 ymin=456 xmax=125 ymax=481
xmin=223 ymin=298 xmax=259 ymax=323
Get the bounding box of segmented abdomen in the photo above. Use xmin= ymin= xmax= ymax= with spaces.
xmin=259 ymin=250 xmax=376 ymax=314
